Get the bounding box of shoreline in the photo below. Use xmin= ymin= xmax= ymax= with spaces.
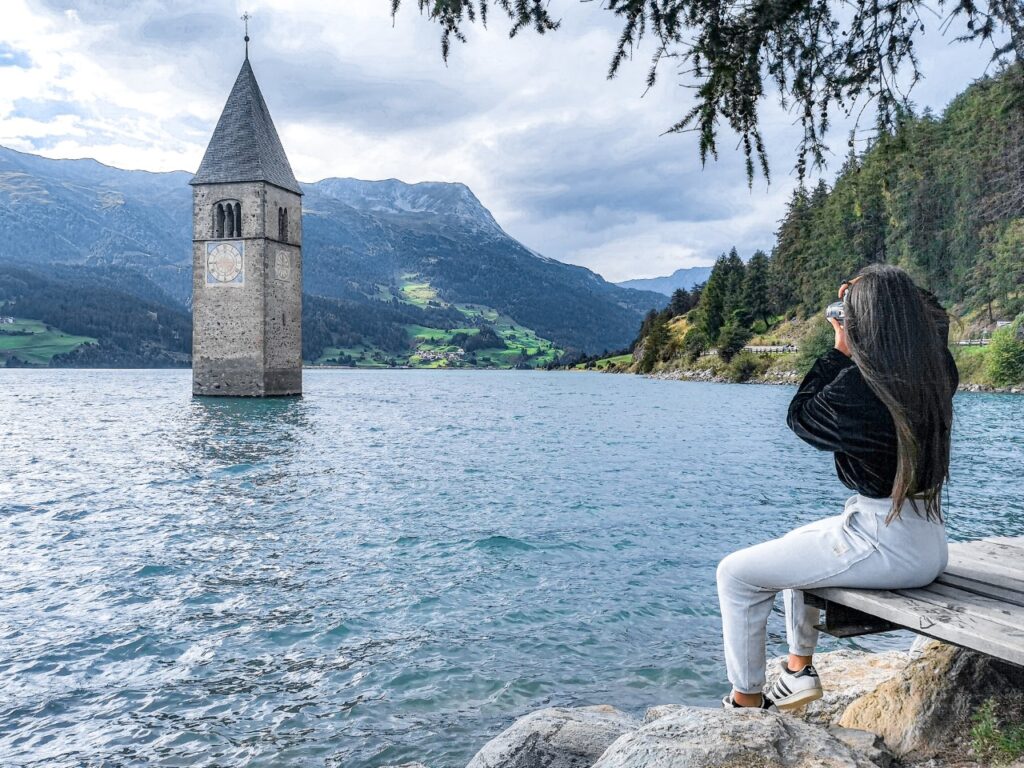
xmin=421 ymin=641 xmax=1024 ymax=768
xmin=6 ymin=363 xmax=1024 ymax=393
xmin=639 ymin=367 xmax=1024 ymax=394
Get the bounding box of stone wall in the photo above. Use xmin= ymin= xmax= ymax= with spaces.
xmin=191 ymin=181 xmax=302 ymax=396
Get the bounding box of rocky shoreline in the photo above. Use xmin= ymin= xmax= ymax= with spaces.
xmin=642 ymin=367 xmax=1024 ymax=394
xmin=386 ymin=641 xmax=1024 ymax=768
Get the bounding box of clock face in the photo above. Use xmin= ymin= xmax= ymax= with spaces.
xmin=274 ymin=250 xmax=291 ymax=281
xmin=206 ymin=241 xmax=244 ymax=285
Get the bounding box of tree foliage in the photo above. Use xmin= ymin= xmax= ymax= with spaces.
xmin=630 ymin=65 xmax=1024 ymax=381
xmin=743 ymin=250 xmax=772 ymax=326
xmin=394 ymin=0 xmax=1023 ymax=180
xmin=986 ymin=316 xmax=1024 ymax=385
xmin=769 ymin=65 xmax=1024 ymax=317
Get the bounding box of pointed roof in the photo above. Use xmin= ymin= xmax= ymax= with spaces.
xmin=191 ymin=58 xmax=302 ymax=195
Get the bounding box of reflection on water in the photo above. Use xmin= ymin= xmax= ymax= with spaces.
xmin=183 ymin=395 xmax=312 ymax=464
xmin=0 ymin=369 xmax=1022 ymax=767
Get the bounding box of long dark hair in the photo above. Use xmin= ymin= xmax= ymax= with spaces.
xmin=844 ymin=264 xmax=953 ymax=523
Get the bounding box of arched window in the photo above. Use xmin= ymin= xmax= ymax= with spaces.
xmin=213 ymin=200 xmax=241 ymax=239
xmin=278 ymin=206 xmax=288 ymax=242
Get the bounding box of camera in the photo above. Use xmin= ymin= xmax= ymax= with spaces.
xmin=825 ymin=301 xmax=845 ymax=325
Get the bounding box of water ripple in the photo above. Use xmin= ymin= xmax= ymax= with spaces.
xmin=0 ymin=369 xmax=1021 ymax=767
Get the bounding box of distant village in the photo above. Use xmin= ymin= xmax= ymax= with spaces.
xmin=416 ymin=347 xmax=465 ymax=363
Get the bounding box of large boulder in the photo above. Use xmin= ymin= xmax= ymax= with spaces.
xmin=840 ymin=640 xmax=1024 ymax=760
xmin=826 ymin=726 xmax=895 ymax=768
xmin=465 ymin=705 xmax=639 ymax=768
xmin=592 ymin=706 xmax=878 ymax=768
xmin=767 ymin=648 xmax=909 ymax=726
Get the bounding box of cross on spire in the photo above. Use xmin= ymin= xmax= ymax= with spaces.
xmin=241 ymin=11 xmax=251 ymax=59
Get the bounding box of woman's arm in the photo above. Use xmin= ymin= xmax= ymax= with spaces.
xmin=786 ymin=348 xmax=856 ymax=452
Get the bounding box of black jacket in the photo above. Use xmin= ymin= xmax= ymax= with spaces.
xmin=787 ymin=348 xmax=958 ymax=498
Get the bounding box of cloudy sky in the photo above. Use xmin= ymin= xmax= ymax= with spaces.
xmin=0 ymin=1 xmax=1006 ymax=281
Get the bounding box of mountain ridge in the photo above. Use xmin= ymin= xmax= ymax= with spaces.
xmin=0 ymin=145 xmax=664 ymax=364
xmin=616 ymin=266 xmax=713 ymax=295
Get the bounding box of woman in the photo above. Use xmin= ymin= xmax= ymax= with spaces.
xmin=716 ymin=264 xmax=957 ymax=711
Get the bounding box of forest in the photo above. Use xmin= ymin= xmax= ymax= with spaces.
xmin=0 ymin=263 xmax=473 ymax=368
xmin=629 ymin=64 xmax=1024 ymax=386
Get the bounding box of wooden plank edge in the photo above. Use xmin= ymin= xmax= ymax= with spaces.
xmin=809 ymin=586 xmax=1024 ymax=667
xmin=894 ymin=584 xmax=1024 ymax=630
xmin=935 ymin=572 xmax=1024 ymax=607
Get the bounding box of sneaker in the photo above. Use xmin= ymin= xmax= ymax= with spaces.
xmin=722 ymin=693 xmax=779 ymax=712
xmin=765 ymin=661 xmax=823 ymax=711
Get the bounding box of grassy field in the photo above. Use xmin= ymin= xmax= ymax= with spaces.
xmin=950 ymin=344 xmax=992 ymax=386
xmin=574 ymin=353 xmax=633 ymax=371
xmin=0 ymin=318 xmax=96 ymax=365
xmin=398 ymin=275 xmax=441 ymax=307
xmin=312 ymin=276 xmax=563 ymax=369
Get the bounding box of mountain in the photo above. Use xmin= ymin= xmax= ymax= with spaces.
xmin=617 ymin=266 xmax=713 ymax=295
xmin=0 ymin=146 xmax=664 ymax=366
xmin=625 ymin=65 xmax=1024 ymax=387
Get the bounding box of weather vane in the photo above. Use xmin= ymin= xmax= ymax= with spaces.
xmin=241 ymin=11 xmax=251 ymax=58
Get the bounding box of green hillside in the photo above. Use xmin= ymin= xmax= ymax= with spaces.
xmin=315 ymin=274 xmax=561 ymax=368
xmin=0 ymin=318 xmax=96 ymax=366
xmin=624 ymin=64 xmax=1024 ymax=387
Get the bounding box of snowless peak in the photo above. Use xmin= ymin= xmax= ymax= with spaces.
xmin=307 ymin=177 xmax=502 ymax=232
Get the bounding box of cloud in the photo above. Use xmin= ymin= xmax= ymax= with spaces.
xmin=4 ymin=0 xmax=1005 ymax=281
xmin=255 ymin=52 xmax=480 ymax=134
xmin=0 ymin=43 xmax=32 ymax=68
xmin=11 ymin=97 xmax=84 ymax=120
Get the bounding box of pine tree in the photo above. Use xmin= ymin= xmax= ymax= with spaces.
xmin=697 ymin=254 xmax=730 ymax=340
xmin=743 ymin=250 xmax=772 ymax=327
xmin=669 ymin=287 xmax=693 ymax=316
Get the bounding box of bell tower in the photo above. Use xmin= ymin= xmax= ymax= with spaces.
xmin=189 ymin=30 xmax=302 ymax=397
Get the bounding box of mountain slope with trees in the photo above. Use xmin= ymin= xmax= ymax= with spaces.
xmin=625 ymin=65 xmax=1024 ymax=387
xmin=0 ymin=146 xmax=664 ymax=366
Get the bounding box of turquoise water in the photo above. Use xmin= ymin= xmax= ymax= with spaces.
xmin=1 ymin=369 xmax=1022 ymax=767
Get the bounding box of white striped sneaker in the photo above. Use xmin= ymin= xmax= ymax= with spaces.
xmin=765 ymin=661 xmax=823 ymax=711
xmin=722 ymin=693 xmax=779 ymax=712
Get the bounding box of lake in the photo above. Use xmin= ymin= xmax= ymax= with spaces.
xmin=1 ymin=369 xmax=1022 ymax=767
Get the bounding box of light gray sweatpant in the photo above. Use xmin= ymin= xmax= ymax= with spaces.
xmin=716 ymin=494 xmax=948 ymax=694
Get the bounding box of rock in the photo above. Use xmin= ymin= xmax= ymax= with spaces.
xmin=828 ymin=726 xmax=896 ymax=768
xmin=840 ymin=641 xmax=1024 ymax=760
xmin=642 ymin=704 xmax=686 ymax=724
xmin=908 ymin=634 xmax=933 ymax=659
xmin=767 ymin=648 xmax=909 ymax=726
xmin=465 ymin=705 xmax=639 ymax=768
xmin=592 ymin=706 xmax=878 ymax=768
xmin=380 ymin=764 xmax=429 ymax=768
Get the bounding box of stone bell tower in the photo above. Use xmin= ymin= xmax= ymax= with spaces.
xmin=189 ymin=40 xmax=302 ymax=396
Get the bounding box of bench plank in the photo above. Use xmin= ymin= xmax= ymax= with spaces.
xmin=896 ymin=583 xmax=1024 ymax=630
xmin=809 ymin=586 xmax=1024 ymax=666
xmin=934 ymin=571 xmax=1024 ymax=607
xmin=944 ymin=552 xmax=1024 ymax=590
xmin=948 ymin=540 xmax=1024 ymax=582
xmin=983 ymin=536 xmax=1024 ymax=552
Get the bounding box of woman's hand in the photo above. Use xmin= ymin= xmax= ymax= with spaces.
xmin=829 ymin=317 xmax=851 ymax=357
xmin=832 ymin=278 xmax=856 ymax=357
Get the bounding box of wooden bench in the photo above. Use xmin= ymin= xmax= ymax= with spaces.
xmin=806 ymin=536 xmax=1024 ymax=667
